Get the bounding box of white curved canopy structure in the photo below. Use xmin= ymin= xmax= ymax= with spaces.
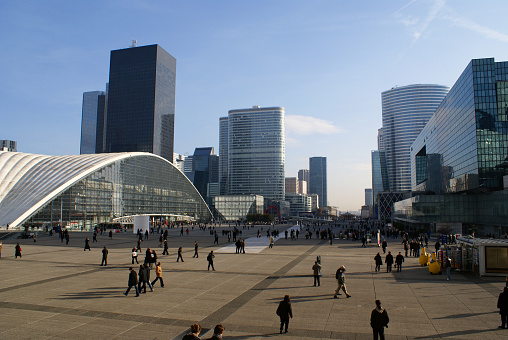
xmin=0 ymin=151 xmax=212 ymax=229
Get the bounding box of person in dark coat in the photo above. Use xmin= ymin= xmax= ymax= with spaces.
xmin=193 ymin=241 xmax=199 ymax=258
xmin=100 ymin=246 xmax=108 ymax=266
xmin=138 ymin=264 xmax=148 ymax=293
xmin=276 ymin=295 xmax=293 ymax=334
xmin=374 ymin=253 xmax=382 ymax=272
xmin=207 ymin=251 xmax=215 ymax=271
xmin=162 ymin=240 xmax=169 ymax=255
xmin=15 ymin=243 xmax=22 ymax=258
xmin=395 ymin=252 xmax=404 ymax=272
xmin=498 ymin=287 xmax=508 ymax=328
xmin=204 ymin=324 xmax=224 ymax=340
xmin=182 ymin=324 xmax=201 ymax=340
xmin=124 ymin=267 xmax=139 ymax=297
xmin=370 ymin=300 xmax=389 ymax=340
xmin=381 ymin=239 xmax=387 ymax=254
xmin=385 ymin=251 xmax=394 ymax=272
xmin=177 ymin=246 xmax=184 ymax=262
xmin=84 ymin=238 xmax=91 ymax=251
xmin=312 ymin=260 xmax=321 ymax=286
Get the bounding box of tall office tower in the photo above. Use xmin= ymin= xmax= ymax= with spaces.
xmin=0 ymin=140 xmax=17 ymax=152
xmin=382 ymin=84 xmax=449 ymax=191
xmin=285 ymin=177 xmax=299 ymax=194
xmin=190 ymin=147 xmax=219 ymax=206
xmin=371 ymin=150 xmax=389 ymax=207
xmin=105 ymin=44 xmax=176 ymax=162
xmin=298 ymin=169 xmax=309 ymax=194
xmin=173 ymin=153 xmax=186 ymax=173
xmin=219 ymin=116 xmax=229 ymax=195
xmin=227 ymin=106 xmax=285 ymax=201
xmin=365 ymin=189 xmax=373 ymax=206
xmin=377 ymin=128 xmax=385 ymax=151
xmin=309 ymin=157 xmax=327 ymax=207
xmin=80 ymin=90 xmax=107 ymax=154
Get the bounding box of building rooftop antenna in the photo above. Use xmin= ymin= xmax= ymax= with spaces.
xmin=131 ymin=39 xmax=137 ymax=48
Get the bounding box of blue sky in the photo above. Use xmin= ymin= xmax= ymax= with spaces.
xmin=1 ymin=0 xmax=507 ymax=211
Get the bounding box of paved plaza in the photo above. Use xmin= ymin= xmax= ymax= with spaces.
xmin=0 ymin=225 xmax=507 ymax=339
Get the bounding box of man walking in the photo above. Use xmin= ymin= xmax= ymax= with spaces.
xmin=445 ymin=256 xmax=452 ymax=280
xmin=276 ymin=295 xmax=293 ymax=334
xmin=207 ymin=250 xmax=215 ymax=271
xmin=151 ymin=262 xmax=164 ymax=288
xmin=162 ymin=240 xmax=169 ymax=255
xmin=334 ymin=265 xmax=351 ymax=298
xmin=204 ymin=324 xmax=225 ymax=340
xmin=124 ymin=267 xmax=139 ymax=297
xmin=100 ymin=246 xmax=108 ymax=266
xmin=395 ymin=252 xmax=404 ymax=272
xmin=193 ymin=241 xmax=199 ymax=258
xmin=84 ymin=237 xmax=91 ymax=251
xmin=370 ymin=300 xmax=389 ymax=339
xmin=385 ymin=251 xmax=394 ymax=272
xmin=177 ymin=246 xmax=184 ymax=262
xmin=312 ymin=260 xmax=321 ymax=286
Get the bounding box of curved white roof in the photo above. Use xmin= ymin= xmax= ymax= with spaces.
xmin=0 ymin=151 xmax=208 ymax=228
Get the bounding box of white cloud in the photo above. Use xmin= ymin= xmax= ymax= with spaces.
xmin=394 ymin=0 xmax=447 ymax=44
xmin=443 ymin=14 xmax=508 ymax=43
xmin=285 ymin=115 xmax=342 ymax=136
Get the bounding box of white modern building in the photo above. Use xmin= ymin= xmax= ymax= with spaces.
xmin=382 ymin=84 xmax=449 ymax=191
xmin=0 ymin=151 xmax=212 ymax=229
xmin=220 ymin=106 xmax=285 ymax=201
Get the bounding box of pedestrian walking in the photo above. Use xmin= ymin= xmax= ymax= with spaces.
xmin=84 ymin=237 xmax=91 ymax=251
xmin=93 ymin=231 xmax=97 ymax=242
xmin=269 ymin=235 xmax=274 ymax=248
xmin=182 ymin=324 xmax=201 ymax=340
xmin=381 ymin=239 xmax=387 ymax=254
xmin=109 ymin=230 xmax=113 ymax=239
xmin=334 ymin=265 xmax=351 ymax=298
xmin=161 ymin=239 xmax=169 ymax=255
xmin=136 ymin=239 xmax=142 ymax=252
xmin=177 ymin=246 xmax=184 ymax=262
xmin=312 ymin=260 xmax=321 ymax=286
xmin=151 ymin=262 xmax=164 ymax=288
xmin=15 ymin=243 xmax=22 ymax=258
xmin=132 ymin=247 xmax=139 ymax=264
xmin=100 ymin=246 xmax=108 ymax=266
xmin=204 ymin=324 xmax=224 ymax=340
xmin=498 ymin=287 xmax=508 ymax=328
xmin=207 ymin=250 xmax=215 ymax=271
xmin=124 ymin=267 xmax=140 ymax=297
xmin=395 ymin=252 xmax=404 ymax=272
xmin=214 ymin=232 xmax=219 ymax=244
xmin=193 ymin=241 xmax=199 ymax=258
xmin=144 ymin=263 xmax=154 ymax=291
xmin=276 ymin=295 xmax=293 ymax=334
xmin=65 ymin=232 xmax=70 ymax=245
xmin=445 ymin=256 xmax=452 ymax=280
xmin=385 ymin=251 xmax=393 ymax=272
xmin=138 ymin=264 xmax=151 ymax=293
xmin=374 ymin=253 xmax=382 ymax=272
xmin=370 ymin=300 xmax=389 ymax=340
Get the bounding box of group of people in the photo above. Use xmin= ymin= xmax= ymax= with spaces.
xmin=124 ymin=262 xmax=165 ymax=297
xmin=374 ymin=251 xmax=405 ymax=273
xmin=181 ymin=324 xmax=224 ymax=340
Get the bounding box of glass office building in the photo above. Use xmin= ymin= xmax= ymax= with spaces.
xmin=214 ymin=195 xmax=263 ymax=221
xmin=0 ymin=151 xmax=212 ymax=229
xmin=219 ymin=116 xmax=229 ymax=195
xmin=382 ymin=84 xmax=449 ymax=191
xmin=226 ymin=106 xmax=285 ymax=201
xmin=80 ymin=91 xmax=107 ymax=155
xmin=105 ymin=44 xmax=176 ymax=162
xmin=309 ymin=156 xmax=327 ymax=207
xmin=395 ymin=58 xmax=508 ymax=232
xmin=371 ymin=150 xmax=389 ymax=207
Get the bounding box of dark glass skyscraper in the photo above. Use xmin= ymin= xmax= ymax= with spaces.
xmin=309 ymin=157 xmax=327 ymax=207
xmin=105 ymin=44 xmax=176 ymax=162
xmin=191 ymin=147 xmax=219 ymax=207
